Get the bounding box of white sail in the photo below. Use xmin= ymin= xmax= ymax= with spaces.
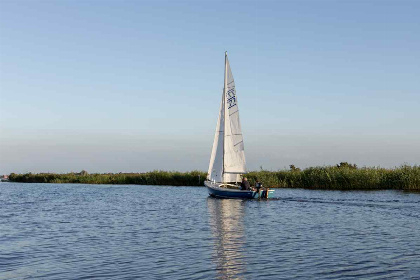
xmin=207 ymin=92 xmax=225 ymax=182
xmin=207 ymin=53 xmax=246 ymax=183
xmin=223 ymin=55 xmax=246 ymax=182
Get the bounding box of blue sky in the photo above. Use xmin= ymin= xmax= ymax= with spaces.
xmin=1 ymin=0 xmax=419 ymax=174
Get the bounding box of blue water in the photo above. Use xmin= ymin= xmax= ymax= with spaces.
xmin=1 ymin=182 xmax=419 ymax=279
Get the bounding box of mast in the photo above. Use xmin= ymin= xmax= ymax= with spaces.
xmin=222 ymin=51 xmax=227 ymax=183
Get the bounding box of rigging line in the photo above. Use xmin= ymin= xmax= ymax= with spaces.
xmin=222 ymin=51 xmax=228 ymax=183
xmin=255 ymin=3 xmax=260 ymax=163
xmin=229 ymin=110 xmax=239 ymax=116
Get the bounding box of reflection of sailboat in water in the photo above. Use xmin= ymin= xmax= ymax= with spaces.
xmin=207 ymin=197 xmax=247 ymax=279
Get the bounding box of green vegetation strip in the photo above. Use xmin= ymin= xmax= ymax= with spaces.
xmin=8 ymin=164 xmax=420 ymax=191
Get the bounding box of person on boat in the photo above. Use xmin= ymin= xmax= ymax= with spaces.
xmin=240 ymin=177 xmax=251 ymax=191
xmin=255 ymin=180 xmax=262 ymax=192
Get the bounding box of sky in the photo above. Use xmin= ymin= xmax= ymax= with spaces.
xmin=1 ymin=0 xmax=419 ymax=174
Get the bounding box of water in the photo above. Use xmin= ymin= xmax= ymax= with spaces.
xmin=1 ymin=183 xmax=419 ymax=279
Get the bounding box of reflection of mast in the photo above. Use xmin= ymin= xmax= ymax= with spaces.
xmin=207 ymin=197 xmax=246 ymax=279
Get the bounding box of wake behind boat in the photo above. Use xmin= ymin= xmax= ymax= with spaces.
xmin=205 ymin=52 xmax=274 ymax=199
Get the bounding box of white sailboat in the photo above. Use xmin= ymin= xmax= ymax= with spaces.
xmin=204 ymin=52 xmax=273 ymax=199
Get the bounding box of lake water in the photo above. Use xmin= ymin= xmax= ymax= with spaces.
xmin=1 ymin=182 xmax=419 ymax=279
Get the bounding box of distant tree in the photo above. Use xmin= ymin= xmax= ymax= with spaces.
xmin=336 ymin=162 xmax=357 ymax=169
xmin=289 ymin=165 xmax=301 ymax=172
xmin=80 ymin=170 xmax=89 ymax=176
xmin=9 ymin=173 xmax=16 ymax=180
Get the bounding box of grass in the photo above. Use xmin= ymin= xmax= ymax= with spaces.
xmin=8 ymin=170 xmax=207 ymax=187
xmin=246 ymin=164 xmax=420 ymax=191
xmin=8 ymin=164 xmax=420 ymax=191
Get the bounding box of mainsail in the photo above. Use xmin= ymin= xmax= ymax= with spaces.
xmin=207 ymin=53 xmax=246 ymax=183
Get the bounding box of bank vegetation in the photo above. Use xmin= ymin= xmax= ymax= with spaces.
xmin=8 ymin=163 xmax=420 ymax=191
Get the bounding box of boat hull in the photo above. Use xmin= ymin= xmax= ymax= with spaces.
xmin=205 ymin=181 xmax=274 ymax=199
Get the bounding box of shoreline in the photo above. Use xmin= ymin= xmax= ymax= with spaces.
xmin=6 ymin=164 xmax=420 ymax=191
xmin=3 ymin=181 xmax=420 ymax=193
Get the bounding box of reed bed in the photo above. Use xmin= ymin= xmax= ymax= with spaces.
xmin=8 ymin=165 xmax=420 ymax=191
xmin=246 ymin=165 xmax=420 ymax=191
xmin=9 ymin=170 xmax=207 ymax=187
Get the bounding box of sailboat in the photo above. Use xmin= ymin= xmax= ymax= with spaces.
xmin=204 ymin=52 xmax=274 ymax=199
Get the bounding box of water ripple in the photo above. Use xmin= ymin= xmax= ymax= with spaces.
xmin=0 ymin=183 xmax=419 ymax=279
